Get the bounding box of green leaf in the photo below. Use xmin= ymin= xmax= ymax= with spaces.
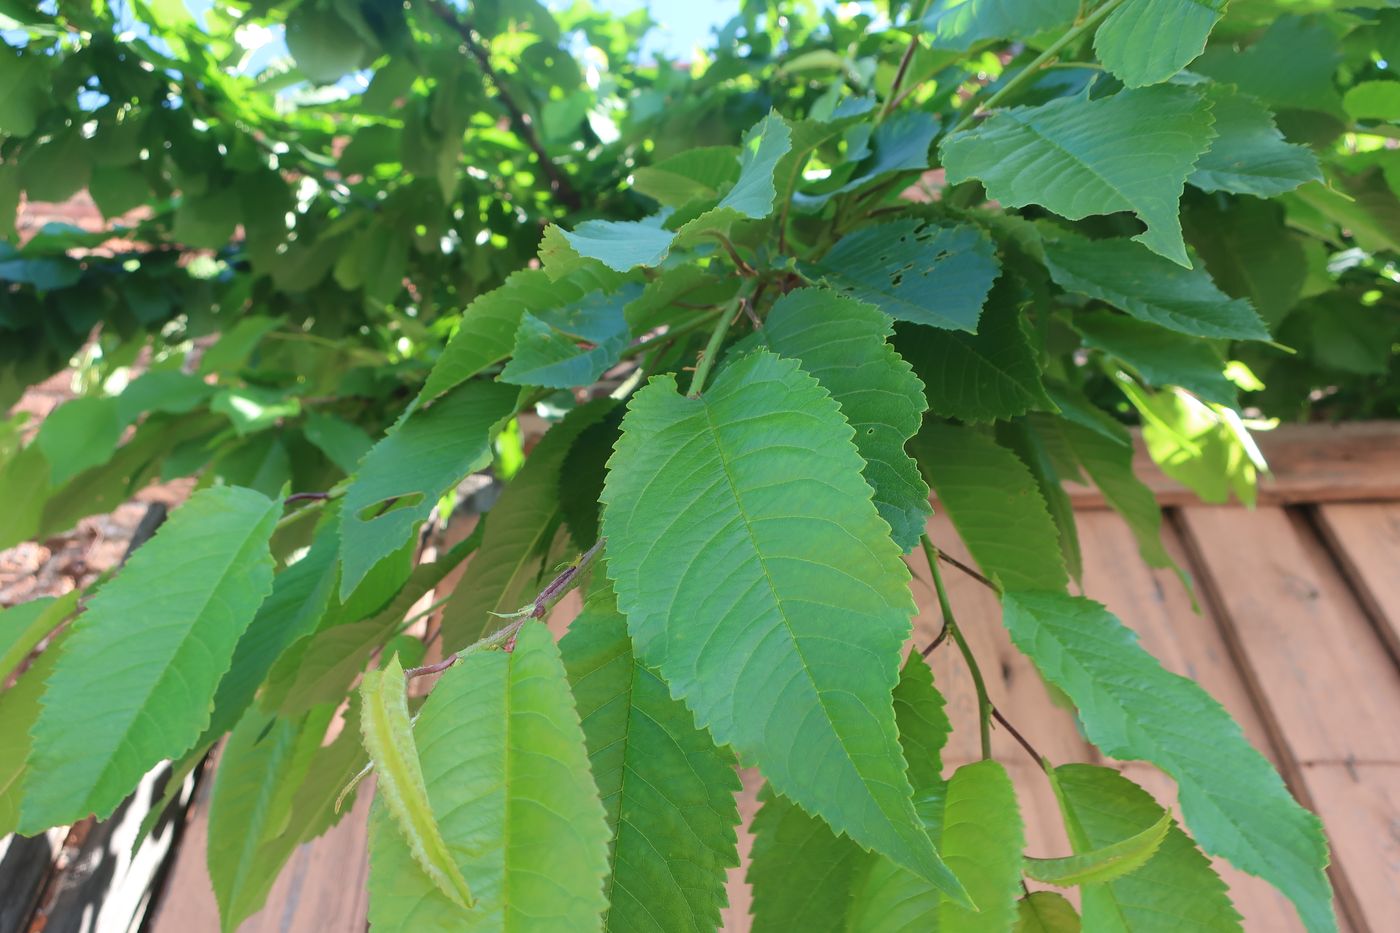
xmin=1094 ymin=0 xmax=1224 ymax=88
xmin=0 ymin=591 xmax=77 ymax=684
xmin=561 ymin=113 xmax=792 ymax=271
xmin=559 ymin=582 xmax=740 ymax=932
xmin=33 ymin=397 xmax=124 ymax=486
xmin=803 ymin=220 xmax=1000 ymax=331
xmin=500 ymin=284 xmax=640 ymax=389
xmin=758 ymin=288 xmax=931 ymax=551
xmin=1052 ymin=417 xmax=1180 ymax=579
xmin=208 ymin=705 xmax=334 ymax=932
xmin=339 ymin=380 xmax=516 ymax=599
xmin=1015 ymin=891 xmax=1082 ymax=932
xmin=631 ymin=146 xmax=740 ymax=207
xmin=1190 ymin=85 xmax=1322 ymax=198
xmin=1195 ymin=15 xmax=1343 ymax=115
xmin=1073 ymin=310 xmax=1236 ymax=406
xmin=1344 ymin=80 xmax=1400 ymax=121
xmin=749 ymin=655 xmax=953 ymax=933
xmin=419 ymin=271 xmax=550 ymax=402
xmin=913 ymin=422 xmax=1068 ymax=592
xmin=439 ymin=399 xmax=615 ymax=651
xmin=793 ymin=111 xmax=938 ymax=210
xmin=942 ymin=86 xmax=1215 ymax=267
xmin=601 ymin=351 xmax=965 ymax=900
xmin=1043 ymin=235 xmax=1268 ymax=341
xmin=1024 ymin=810 xmax=1172 ymax=886
xmin=360 ymin=654 xmax=474 ymax=909
xmin=0 ymin=630 xmax=71 ymax=835
xmin=20 ymin=486 xmax=281 ymax=830
xmin=897 ymin=282 xmax=1055 ymax=422
xmin=922 ymin=0 xmax=1079 ymax=50
xmin=998 ymin=419 xmax=1083 ymax=585
xmin=1002 ymin=593 xmax=1334 ymax=932
xmin=846 ymin=760 xmax=1025 ymax=933
xmin=1183 ymin=197 xmax=1304 ymax=327
xmin=302 ymin=412 xmax=374 ymax=475
xmin=1049 ymin=764 xmax=1242 ymax=933
xmin=366 ymin=623 xmax=610 ymax=931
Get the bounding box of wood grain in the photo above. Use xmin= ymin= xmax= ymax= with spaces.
xmin=1313 ymin=501 xmax=1400 ymax=664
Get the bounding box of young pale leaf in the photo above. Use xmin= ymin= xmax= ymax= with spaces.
xmin=921 ymin=0 xmax=1079 ymax=51
xmin=439 ymin=399 xmax=615 ymax=651
xmin=561 ymin=113 xmax=791 ymax=271
xmin=360 ymin=654 xmax=474 ymax=910
xmin=1003 ymin=594 xmax=1333 ymax=932
xmin=601 ymin=351 xmax=966 ymax=902
xmin=942 ymin=86 xmax=1215 ymax=266
xmin=803 ymin=220 xmax=1000 ymax=331
xmin=897 ymin=282 xmax=1055 ymax=422
xmin=1050 ymin=764 xmax=1242 ymax=933
xmin=1042 ymin=235 xmax=1269 ymax=341
xmin=209 ymin=705 xmax=334 ymax=932
xmin=0 ymin=591 xmax=77 ymax=683
xmin=847 ymin=760 xmax=1026 ymax=932
xmin=0 ymin=630 xmax=70 ymax=835
xmin=913 ymin=422 xmax=1068 ymax=592
xmin=1024 ymin=810 xmax=1172 ymax=886
xmin=499 ymin=285 xmax=640 ymax=389
xmin=366 ymin=623 xmax=610 ymax=931
xmin=750 ymin=655 xmax=953 ymax=932
xmin=1073 ymin=310 xmax=1237 ymax=406
xmin=1190 ymin=85 xmax=1322 ymax=198
xmin=339 ymin=380 xmax=516 ymax=599
xmin=560 ymin=583 xmax=740 ymax=933
xmin=20 ymin=486 xmax=280 ymax=831
xmin=1015 ymin=891 xmax=1082 ymax=932
xmin=1094 ymin=0 xmax=1223 ymax=88
xmin=757 ymin=288 xmax=930 ymax=550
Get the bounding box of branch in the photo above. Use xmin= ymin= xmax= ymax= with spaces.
xmin=404 ymin=538 xmax=606 ymax=679
xmin=938 ymin=549 xmax=996 ymax=591
xmin=421 ymin=0 xmax=582 ymax=212
xmin=920 ymin=534 xmax=992 ymax=759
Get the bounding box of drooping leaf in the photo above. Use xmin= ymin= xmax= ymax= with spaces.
xmin=1190 ymin=85 xmax=1322 ymax=198
xmin=500 ymin=284 xmax=640 ymax=389
xmin=208 ymin=705 xmax=335 ymax=932
xmin=0 ymin=591 xmax=77 ymax=684
xmin=1015 ymin=891 xmax=1082 ymax=932
xmin=1184 ymin=197 xmax=1305 ymax=328
xmin=33 ymin=396 xmax=123 ymax=486
xmin=803 ymin=220 xmax=1000 ymax=331
xmin=559 ymin=582 xmax=740 ymax=933
xmin=1073 ymin=310 xmax=1236 ymax=406
xmin=1194 ymin=15 xmax=1343 ymax=115
xmin=20 ymin=486 xmax=281 ymax=831
xmin=419 ymin=270 xmax=553 ymax=402
xmin=897 ymin=282 xmax=1055 ymax=422
xmin=942 ymin=86 xmax=1216 ymax=266
xmin=1002 ymin=593 xmax=1333 ymax=932
xmin=439 ymin=398 xmax=615 ymax=651
xmin=0 ymin=630 xmax=70 ymax=835
xmin=366 ymin=622 xmax=610 ymax=931
xmin=360 ymin=654 xmax=474 ymax=909
xmin=757 ymin=288 xmax=931 ymax=550
xmin=845 ymin=760 xmax=1026 ymax=933
xmin=601 ymin=351 xmax=965 ymax=900
xmin=750 ymin=655 xmax=954 ymax=932
xmin=1024 ymin=810 xmax=1172 ymax=886
xmin=1042 ymin=235 xmax=1269 ymax=341
xmin=922 ymin=0 xmax=1079 ymax=50
xmin=339 ymin=380 xmax=515 ymax=599
xmin=912 ymin=422 xmax=1068 ymax=592
xmin=793 ymin=111 xmax=938 ymax=210
xmin=1094 ymin=0 xmax=1224 ymax=88
xmin=997 ymin=419 xmax=1083 ymax=585
xmin=1049 ymin=764 xmax=1242 ymax=933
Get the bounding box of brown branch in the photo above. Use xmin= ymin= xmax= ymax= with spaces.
xmin=284 ymin=491 xmax=331 ymax=504
xmin=992 ymin=706 xmax=1048 ymax=769
xmin=421 ymin=0 xmax=581 ymax=212
xmin=938 ymin=549 xmax=997 ymax=591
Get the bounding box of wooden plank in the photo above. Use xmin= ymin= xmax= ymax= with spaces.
xmin=1063 ymin=421 xmax=1400 ymax=509
xmin=1313 ymin=502 xmax=1400 ymax=664
xmin=1077 ymin=509 xmax=1302 ymax=929
xmin=1178 ymin=505 xmax=1400 ymax=931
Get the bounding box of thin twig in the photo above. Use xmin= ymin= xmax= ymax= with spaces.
xmin=284 ymin=491 xmax=331 ymax=504
xmin=920 ymin=619 xmax=949 ymax=657
xmin=938 ymin=549 xmax=997 ymax=591
xmin=708 ymin=232 xmax=757 ymax=276
xmin=688 ymin=294 xmax=745 ymax=396
xmin=421 ymin=0 xmax=581 ymax=211
xmin=992 ymin=706 xmax=1047 ymax=768
xmin=920 ymin=534 xmax=993 ymax=759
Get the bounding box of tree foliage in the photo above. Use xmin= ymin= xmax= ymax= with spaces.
xmin=4 ymin=0 xmax=1392 ymax=929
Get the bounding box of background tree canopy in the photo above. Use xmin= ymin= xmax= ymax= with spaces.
xmin=1 ymin=1 xmax=1396 ymax=931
